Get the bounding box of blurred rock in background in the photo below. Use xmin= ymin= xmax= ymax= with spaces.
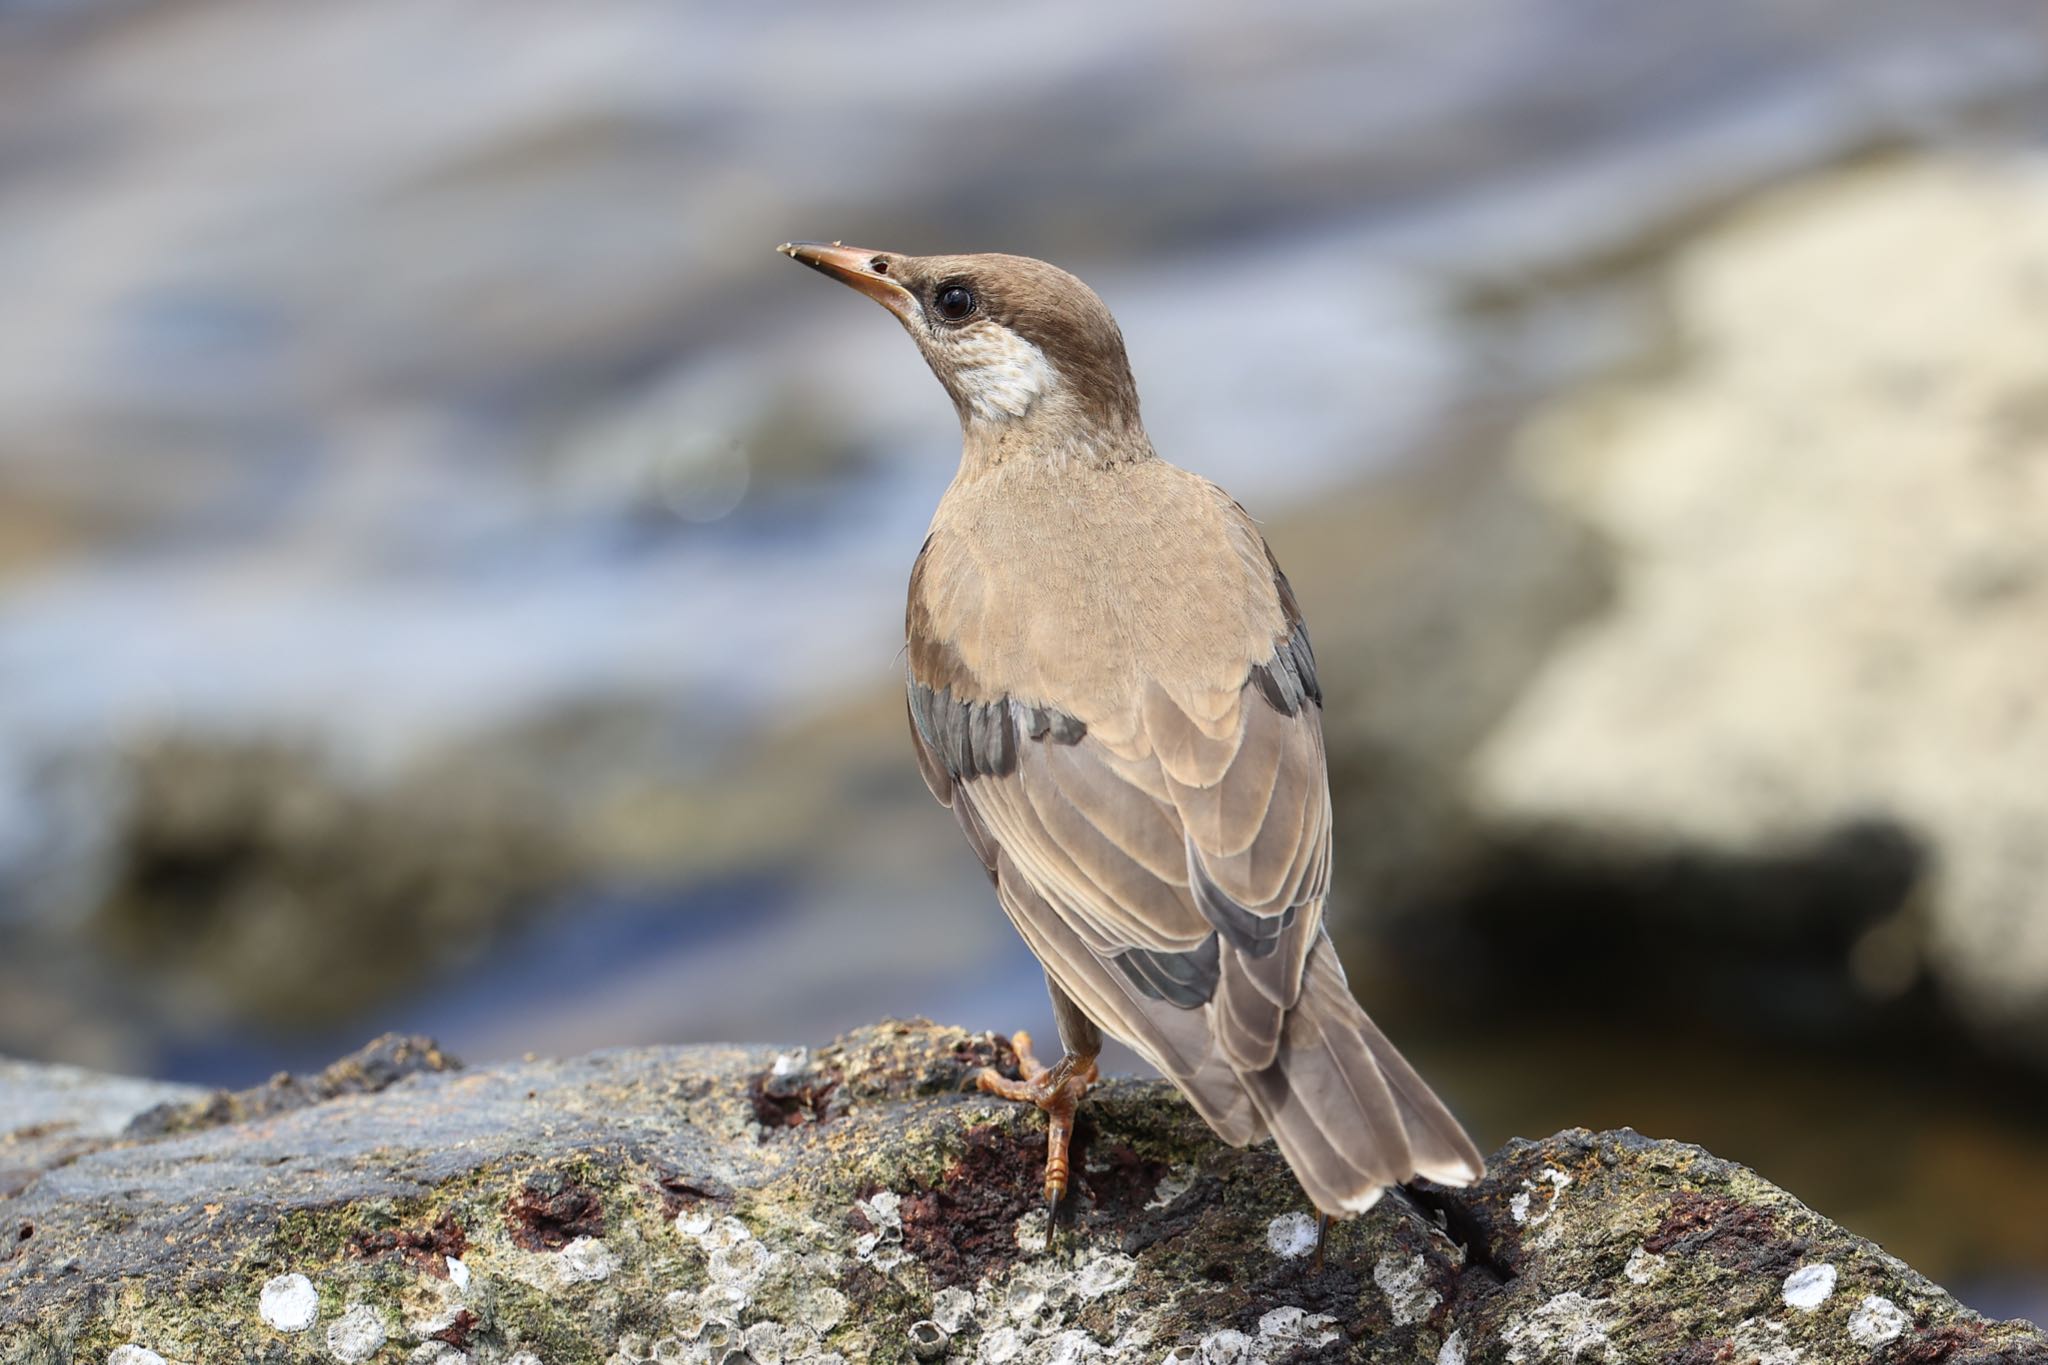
xmin=1469 ymin=157 xmax=2048 ymax=1065
xmin=1316 ymin=156 xmax=2048 ymax=1312
xmin=97 ymin=736 xmax=567 ymax=1029
xmin=2 ymin=0 xmax=2047 ymax=1316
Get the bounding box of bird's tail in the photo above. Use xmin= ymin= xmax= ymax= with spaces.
xmin=1235 ymin=937 xmax=1484 ymax=1215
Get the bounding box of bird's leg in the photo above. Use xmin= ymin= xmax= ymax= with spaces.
xmin=974 ymin=1029 xmax=1099 ymax=1232
xmin=1312 ymin=1212 xmax=1332 ymax=1273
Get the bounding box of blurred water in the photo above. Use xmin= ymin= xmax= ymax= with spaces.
xmin=4 ymin=0 xmax=2044 ymax=917
xmin=211 ymin=888 xmax=1089 ymax=1096
xmin=1 ymin=0 xmax=2043 ymax=1059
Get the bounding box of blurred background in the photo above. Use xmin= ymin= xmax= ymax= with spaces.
xmin=3 ymin=0 xmax=2047 ymax=1321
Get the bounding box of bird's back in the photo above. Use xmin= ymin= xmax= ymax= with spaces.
xmin=912 ymin=457 xmax=1286 ymax=758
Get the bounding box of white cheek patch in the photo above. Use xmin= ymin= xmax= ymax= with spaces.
xmin=948 ymin=325 xmax=1060 ymax=421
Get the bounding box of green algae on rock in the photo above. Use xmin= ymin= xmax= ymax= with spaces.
xmin=3 ymin=1021 xmax=2043 ymax=1363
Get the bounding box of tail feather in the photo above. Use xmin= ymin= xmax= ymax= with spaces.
xmin=991 ymin=849 xmax=1482 ymax=1214
xmin=1213 ymin=952 xmax=1285 ymax=1072
xmin=1232 ymin=936 xmax=1483 ymax=1214
xmin=1352 ymin=1004 xmax=1486 ymax=1185
xmin=1240 ymin=1008 xmax=1410 ymax=1212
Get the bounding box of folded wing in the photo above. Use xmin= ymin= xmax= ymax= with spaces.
xmin=906 ymin=529 xmax=1482 ymax=1212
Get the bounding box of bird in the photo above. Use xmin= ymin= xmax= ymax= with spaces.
xmin=778 ymin=241 xmax=1485 ymax=1237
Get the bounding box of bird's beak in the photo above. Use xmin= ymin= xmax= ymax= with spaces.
xmin=777 ymin=241 xmax=917 ymax=322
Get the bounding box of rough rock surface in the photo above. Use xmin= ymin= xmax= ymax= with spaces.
xmin=1472 ymin=155 xmax=2048 ymax=1056
xmin=122 ymin=1033 xmax=461 ymax=1139
xmin=0 ymin=1060 xmax=200 ymax=1202
xmin=3 ymin=1021 xmax=2041 ymax=1363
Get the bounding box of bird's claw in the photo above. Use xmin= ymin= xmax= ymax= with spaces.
xmin=974 ymin=1030 xmax=1098 ymax=1254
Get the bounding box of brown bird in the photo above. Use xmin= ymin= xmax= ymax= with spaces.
xmin=778 ymin=241 xmax=1484 ymax=1229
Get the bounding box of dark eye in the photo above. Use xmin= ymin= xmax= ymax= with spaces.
xmin=934 ymin=284 xmax=976 ymax=322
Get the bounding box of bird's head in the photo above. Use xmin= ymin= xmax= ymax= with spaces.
xmin=778 ymin=243 xmax=1147 ymax=458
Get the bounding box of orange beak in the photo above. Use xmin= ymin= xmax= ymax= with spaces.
xmin=777 ymin=241 xmax=917 ymax=322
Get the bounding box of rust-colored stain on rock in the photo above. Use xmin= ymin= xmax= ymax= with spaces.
xmin=504 ymin=1172 xmax=605 ymax=1251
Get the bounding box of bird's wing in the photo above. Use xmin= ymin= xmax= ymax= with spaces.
xmin=904 ymin=513 xmax=1325 ymax=1093
xmin=906 ymin=507 xmax=1483 ymax=1209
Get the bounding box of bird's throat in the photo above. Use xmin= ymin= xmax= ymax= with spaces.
xmin=957 ymin=408 xmax=1154 ymax=478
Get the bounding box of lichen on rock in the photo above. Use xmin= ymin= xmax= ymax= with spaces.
xmin=2 ymin=1021 xmax=2043 ymax=1363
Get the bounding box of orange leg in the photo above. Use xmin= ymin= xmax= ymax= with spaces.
xmin=975 ymin=1030 xmax=1099 ymax=1231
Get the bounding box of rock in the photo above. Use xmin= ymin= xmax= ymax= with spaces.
xmin=3 ymin=1021 xmax=2041 ymax=1363
xmin=124 ymin=1032 xmax=460 ymax=1138
xmin=1472 ymin=155 xmax=2048 ymax=1060
xmin=0 ymin=1057 xmax=201 ymax=1199
xmin=1280 ymin=432 xmax=1613 ymax=934
xmin=86 ymin=735 xmax=573 ymax=1034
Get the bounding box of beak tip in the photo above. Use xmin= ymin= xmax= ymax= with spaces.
xmin=778 ymin=240 xmax=864 ymax=266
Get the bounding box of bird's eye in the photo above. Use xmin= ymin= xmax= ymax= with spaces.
xmin=934 ymin=284 xmax=977 ymax=322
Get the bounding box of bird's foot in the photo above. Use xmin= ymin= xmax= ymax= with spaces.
xmin=975 ymin=1031 xmax=1099 ymax=1238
